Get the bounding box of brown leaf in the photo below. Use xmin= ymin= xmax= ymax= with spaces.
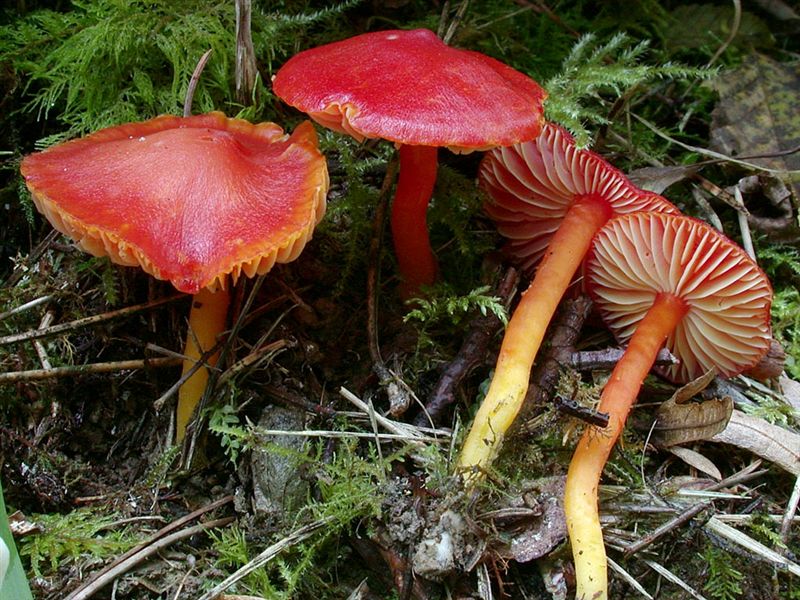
xmin=780 ymin=375 xmax=800 ymax=413
xmin=491 ymin=477 xmax=567 ymax=564
xmin=664 ymin=5 xmax=774 ymax=52
xmin=713 ymin=410 xmax=800 ymax=475
xmin=652 ymin=370 xmax=733 ymax=447
xmin=627 ymin=165 xmax=699 ymax=194
xmin=668 ymin=446 xmax=723 ymax=480
xmin=710 ymin=53 xmax=800 ymax=199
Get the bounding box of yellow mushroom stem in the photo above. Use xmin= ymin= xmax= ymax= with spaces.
xmin=176 ymin=287 xmax=231 ymax=442
xmin=564 ymin=292 xmax=688 ymax=599
xmin=458 ymin=197 xmax=612 ymax=479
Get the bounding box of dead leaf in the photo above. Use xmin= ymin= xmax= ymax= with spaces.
xmin=664 ymin=5 xmax=774 ymax=52
xmin=780 ymin=375 xmax=800 ymax=413
xmin=710 ymin=53 xmax=800 ymax=200
xmin=713 ymin=410 xmax=800 ymax=475
xmin=652 ymin=370 xmax=733 ymax=447
xmin=627 ymin=165 xmax=699 ymax=194
xmin=668 ymin=446 xmax=723 ymax=480
xmin=731 ymin=175 xmax=798 ymax=242
xmin=491 ymin=477 xmax=567 ymax=563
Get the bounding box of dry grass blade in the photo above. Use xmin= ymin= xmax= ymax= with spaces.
xmin=641 ymin=559 xmax=708 ymax=600
xmin=195 ymin=518 xmax=332 ymax=600
xmin=607 ymin=556 xmax=653 ymax=599
xmin=64 ymin=496 xmax=234 ymax=600
xmin=705 ymin=516 xmax=800 ymax=576
xmin=339 ymin=386 xmax=451 ymax=440
xmin=0 ymin=295 xmax=53 ymax=322
xmin=65 ymin=517 xmax=234 ymax=600
xmin=780 ymin=475 xmax=800 ymax=547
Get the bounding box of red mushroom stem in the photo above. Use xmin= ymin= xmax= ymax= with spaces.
xmin=176 ymin=287 xmax=231 ymax=441
xmin=391 ymin=144 xmax=439 ymax=296
xmin=458 ymin=196 xmax=613 ymax=474
xmin=564 ymin=292 xmax=688 ymax=599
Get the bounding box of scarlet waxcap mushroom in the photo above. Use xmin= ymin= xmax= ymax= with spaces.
xmin=480 ymin=122 xmax=680 ymax=273
xmin=21 ymin=112 xmax=327 ymax=294
xmin=458 ymin=123 xmax=678 ymax=478
xmin=273 ymin=28 xmax=546 ymax=294
xmin=565 ymin=212 xmax=772 ymax=600
xmin=586 ymin=212 xmax=773 ymax=382
xmin=21 ymin=112 xmax=328 ymax=442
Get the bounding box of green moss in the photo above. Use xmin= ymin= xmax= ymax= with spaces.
xmin=20 ymin=507 xmax=140 ymax=578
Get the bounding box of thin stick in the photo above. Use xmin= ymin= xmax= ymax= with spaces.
xmin=216 ymin=339 xmax=289 ymax=387
xmin=195 ymin=518 xmax=332 ymax=600
xmin=443 ymin=0 xmax=470 ymax=44
xmin=365 ymin=157 xmax=412 ymax=416
xmin=340 ymin=386 xmax=451 ymax=440
xmin=256 ymin=428 xmax=443 ymax=443
xmin=0 ymin=357 xmax=181 ymax=384
xmin=183 ymin=49 xmax=213 ymax=118
xmin=0 ymin=294 xmax=185 ymax=346
xmin=633 ymin=114 xmax=800 ymax=176
xmin=4 ymin=230 xmax=60 ymax=288
xmin=64 ymin=517 xmax=233 ymax=600
xmin=234 ymin=0 xmax=257 ymax=104
xmin=416 ymin=265 xmax=518 ymax=427
xmin=63 ymin=495 xmax=234 ymax=600
xmin=707 ymin=0 xmax=741 ymax=67
xmin=0 ymin=295 xmax=53 ymax=322
xmin=152 ymin=342 xmax=222 ymax=412
xmin=624 ymin=501 xmax=713 ymax=556
xmin=571 ymin=347 xmax=676 ymax=371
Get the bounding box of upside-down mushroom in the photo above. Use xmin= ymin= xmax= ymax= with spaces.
xmin=272 ymin=28 xmax=546 ymax=296
xmin=21 ymin=112 xmax=328 ymax=442
xmin=566 ymin=211 xmax=772 ymax=599
xmin=458 ymin=123 xmax=679 ymax=477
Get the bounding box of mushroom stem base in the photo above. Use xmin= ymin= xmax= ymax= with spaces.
xmin=176 ymin=287 xmax=231 ymax=442
xmin=564 ymin=292 xmax=687 ymax=600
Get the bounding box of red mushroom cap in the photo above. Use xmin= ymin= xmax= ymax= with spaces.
xmin=21 ymin=112 xmax=328 ymax=294
xmin=272 ymin=29 xmax=547 ymax=152
xmin=585 ymin=212 xmax=773 ymax=382
xmin=480 ymin=122 xmax=680 ymax=273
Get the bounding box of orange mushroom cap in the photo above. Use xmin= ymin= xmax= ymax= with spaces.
xmin=21 ymin=112 xmax=328 ymax=294
xmin=585 ymin=212 xmax=773 ymax=383
xmin=272 ymin=28 xmax=547 ymax=152
xmin=480 ymin=122 xmax=680 ymax=273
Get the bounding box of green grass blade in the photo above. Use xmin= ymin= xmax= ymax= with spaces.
xmin=0 ymin=480 xmax=33 ymax=600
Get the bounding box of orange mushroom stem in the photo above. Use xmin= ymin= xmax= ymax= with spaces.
xmin=458 ymin=124 xmax=679 ymax=478
xmin=563 ymin=212 xmax=772 ymax=599
xmin=565 ymin=293 xmax=687 ymax=599
xmin=176 ymin=287 xmax=231 ymax=441
xmin=457 ymin=197 xmax=613 ymax=473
